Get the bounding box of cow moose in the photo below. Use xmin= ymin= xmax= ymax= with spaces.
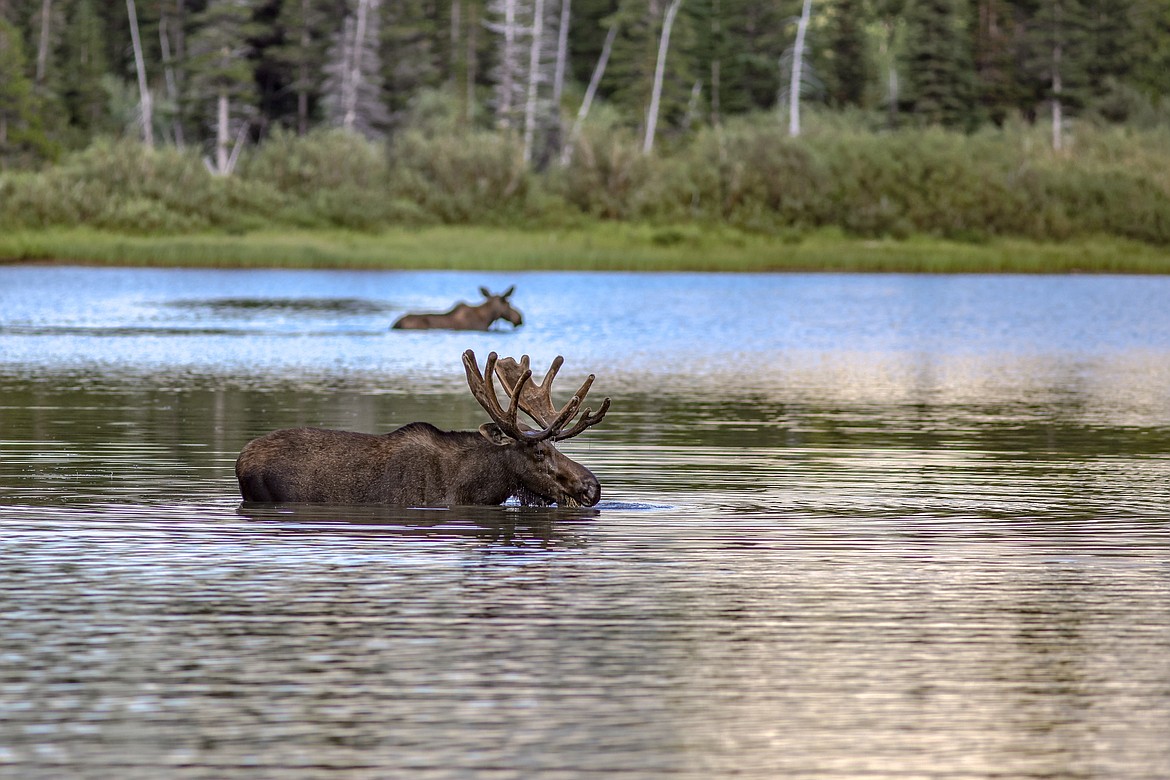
xmin=391 ymin=286 xmax=523 ymax=331
xmin=235 ymin=350 xmax=610 ymax=507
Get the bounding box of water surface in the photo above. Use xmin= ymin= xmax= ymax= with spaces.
xmin=2 ymin=267 xmax=1169 ymax=778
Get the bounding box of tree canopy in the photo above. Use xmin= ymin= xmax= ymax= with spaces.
xmin=2 ymin=0 xmax=1170 ymax=168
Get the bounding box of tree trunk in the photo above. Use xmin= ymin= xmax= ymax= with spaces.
xmin=522 ymin=0 xmax=545 ymax=163
xmin=1052 ymin=43 xmax=1062 ymax=151
xmin=560 ymin=23 xmax=615 ymax=166
xmin=552 ymin=0 xmax=570 ymax=106
xmin=710 ymin=0 xmax=720 ymax=126
xmin=466 ymin=1 xmax=478 ymax=126
xmin=343 ymin=0 xmax=373 ymax=131
xmin=1051 ymin=0 xmax=1063 ymax=153
xmin=789 ymin=0 xmax=812 ymax=137
xmin=36 ymin=0 xmax=51 ymax=85
xmin=217 ymin=90 xmax=229 ymax=173
xmin=499 ymin=0 xmax=516 ymax=127
xmin=450 ymin=0 xmax=461 ymax=84
xmin=159 ymin=15 xmax=185 ymax=146
xmin=126 ymin=0 xmax=154 ymax=148
xmin=643 ymin=0 xmax=682 ymax=155
xmin=298 ymin=0 xmax=310 ymax=134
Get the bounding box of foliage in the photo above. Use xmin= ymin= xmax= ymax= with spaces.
xmin=4 ymin=114 xmax=1170 ymax=248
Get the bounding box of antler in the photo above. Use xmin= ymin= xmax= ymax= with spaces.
xmin=493 ymin=354 xmax=610 ymax=441
xmin=462 ymin=350 xmax=582 ymax=443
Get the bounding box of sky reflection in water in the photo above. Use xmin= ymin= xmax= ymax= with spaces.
xmin=1 ymin=267 xmax=1169 ymax=778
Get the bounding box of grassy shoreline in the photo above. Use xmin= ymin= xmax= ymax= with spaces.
xmin=2 ymin=225 xmax=1169 ymax=274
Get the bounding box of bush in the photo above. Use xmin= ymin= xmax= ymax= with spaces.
xmin=5 ymin=118 xmax=1170 ymax=244
xmin=388 ymin=129 xmax=531 ymax=223
xmin=547 ymin=123 xmax=656 ymax=220
xmin=678 ymin=120 xmax=833 ymax=231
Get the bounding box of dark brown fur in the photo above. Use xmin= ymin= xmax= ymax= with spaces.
xmin=235 ymin=422 xmax=600 ymax=506
xmin=392 ymin=286 xmax=522 ymax=331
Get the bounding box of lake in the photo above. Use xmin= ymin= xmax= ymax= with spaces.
xmin=2 ymin=266 xmax=1169 ymax=779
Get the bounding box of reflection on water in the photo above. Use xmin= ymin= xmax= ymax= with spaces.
xmin=2 ymin=267 xmax=1170 ymax=778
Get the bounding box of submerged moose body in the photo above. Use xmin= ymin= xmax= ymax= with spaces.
xmin=235 ymin=350 xmax=610 ymax=507
xmin=392 ymin=286 xmax=523 ymax=331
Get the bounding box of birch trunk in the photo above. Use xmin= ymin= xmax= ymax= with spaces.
xmin=788 ymin=0 xmax=812 ymax=137
xmin=499 ymin=0 xmax=516 ymax=127
xmin=343 ymin=0 xmax=373 ymax=131
xmin=553 ymin=0 xmax=570 ymax=106
xmin=643 ymin=0 xmax=682 ymax=155
xmin=560 ymin=23 xmax=615 ymax=166
xmin=216 ymin=90 xmax=229 ymax=173
xmin=35 ymin=0 xmax=50 ymax=85
xmin=466 ymin=1 xmax=478 ymax=125
xmin=450 ymin=0 xmax=461 ymax=84
xmin=522 ymin=0 xmax=544 ymax=163
xmin=126 ymin=0 xmax=154 ymax=148
xmin=710 ymin=0 xmax=720 ymax=126
xmin=1051 ymin=41 xmax=1063 ymax=151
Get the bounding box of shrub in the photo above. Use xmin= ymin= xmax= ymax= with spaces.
xmin=388 ymin=129 xmax=530 ymax=223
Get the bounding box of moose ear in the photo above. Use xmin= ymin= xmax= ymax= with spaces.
xmin=479 ymin=286 xmax=491 ymax=298
xmin=478 ymin=423 xmax=512 ymax=446
xmin=502 ymin=285 xmax=515 ymax=298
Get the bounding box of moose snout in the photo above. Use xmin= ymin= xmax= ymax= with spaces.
xmin=576 ymin=473 xmax=601 ymax=507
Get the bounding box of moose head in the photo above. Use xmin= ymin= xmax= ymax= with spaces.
xmin=478 ymin=286 xmax=523 ymax=328
xmin=463 ymin=349 xmax=610 ymax=506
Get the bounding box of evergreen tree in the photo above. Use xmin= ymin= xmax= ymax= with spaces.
xmin=904 ymin=0 xmax=975 ymax=127
xmin=269 ymin=0 xmax=331 ymax=134
xmin=61 ymin=0 xmax=111 ymax=137
xmin=1127 ymin=0 xmax=1170 ymax=102
xmin=972 ymin=0 xmax=1029 ymax=124
xmin=382 ymin=0 xmax=444 ymax=129
xmin=698 ymin=0 xmax=788 ymax=118
xmin=188 ymin=0 xmax=262 ymax=172
xmin=0 ymin=16 xmax=52 ymax=165
xmin=1023 ymin=0 xmax=1090 ymax=148
xmin=1083 ymin=0 xmax=1135 ymax=107
xmin=824 ymin=0 xmax=871 ymax=108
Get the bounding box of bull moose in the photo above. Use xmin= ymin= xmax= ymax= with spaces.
xmin=235 ymin=350 xmax=610 ymax=507
xmin=391 ymin=286 xmax=523 ymax=331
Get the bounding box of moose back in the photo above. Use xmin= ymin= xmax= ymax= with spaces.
xmin=235 ymin=350 xmax=610 ymax=507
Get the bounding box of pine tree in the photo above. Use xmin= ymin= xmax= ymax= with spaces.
xmin=0 ymin=17 xmax=52 ymax=165
xmin=269 ymin=0 xmax=330 ymax=134
xmin=824 ymin=0 xmax=870 ymax=108
xmin=1083 ymin=0 xmax=1137 ymax=112
xmin=904 ymin=0 xmax=976 ymax=127
xmin=188 ymin=0 xmax=261 ymax=172
xmin=710 ymin=0 xmax=789 ymax=115
xmin=382 ymin=0 xmax=444 ymax=129
xmin=972 ymin=0 xmax=1029 ymax=124
xmin=1023 ymin=0 xmax=1090 ymax=149
xmin=1127 ymin=0 xmax=1170 ymax=103
xmin=62 ymin=0 xmax=111 ymax=136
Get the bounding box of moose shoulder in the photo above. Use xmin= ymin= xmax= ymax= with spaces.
xmin=235 ymin=350 xmax=610 ymax=507
xmin=392 ymin=286 xmax=523 ymax=331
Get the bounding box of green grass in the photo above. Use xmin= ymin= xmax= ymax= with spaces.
xmin=2 ymin=224 xmax=1170 ymax=273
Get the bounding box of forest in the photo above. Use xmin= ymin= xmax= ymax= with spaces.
xmin=3 ymin=0 xmax=1170 ymax=248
